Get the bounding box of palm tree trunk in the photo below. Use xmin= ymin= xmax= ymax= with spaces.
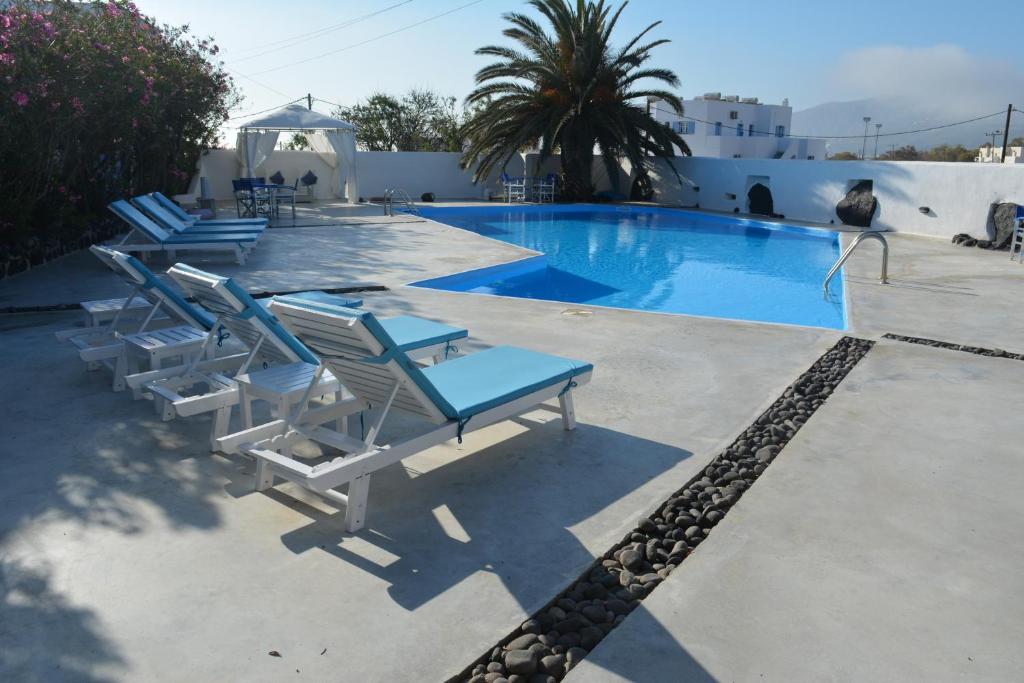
xmin=560 ymin=123 xmax=596 ymax=200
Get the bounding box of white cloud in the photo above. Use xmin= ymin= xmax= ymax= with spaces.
xmin=830 ymin=45 xmax=1024 ymax=115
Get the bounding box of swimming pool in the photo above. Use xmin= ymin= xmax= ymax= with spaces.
xmin=411 ymin=205 xmax=846 ymax=329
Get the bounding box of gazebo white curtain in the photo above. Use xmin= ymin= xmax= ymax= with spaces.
xmin=235 ymin=130 xmax=280 ymax=178
xmin=237 ymin=104 xmax=359 ymax=203
xmin=308 ymin=131 xmax=359 ymax=204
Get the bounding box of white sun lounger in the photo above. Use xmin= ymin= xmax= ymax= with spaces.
xmin=63 ymin=246 xmax=219 ymax=392
xmin=216 ymin=296 xmax=592 ymax=532
xmin=149 ymin=191 xmax=268 ymax=228
xmin=131 ymin=264 xmax=468 ymax=449
xmin=108 ymin=200 xmax=259 ymax=265
xmin=132 ymin=195 xmax=267 ymax=235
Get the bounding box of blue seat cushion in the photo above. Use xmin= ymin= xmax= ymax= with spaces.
xmin=196 ymin=218 xmax=268 ymax=227
xmin=164 ymin=232 xmax=260 ymax=244
xmin=258 ymin=291 xmax=363 ymax=310
xmin=179 ymin=223 xmax=265 ymax=234
xmin=419 ymin=345 xmax=592 ymax=420
xmin=379 ymin=315 xmax=467 ymax=352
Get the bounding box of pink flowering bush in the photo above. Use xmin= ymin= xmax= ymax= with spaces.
xmin=0 ymin=0 xmax=238 ymax=270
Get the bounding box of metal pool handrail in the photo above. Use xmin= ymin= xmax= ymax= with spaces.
xmin=383 ymin=188 xmax=419 ymax=216
xmin=823 ymin=231 xmax=889 ymax=295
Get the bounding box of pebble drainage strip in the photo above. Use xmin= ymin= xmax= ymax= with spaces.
xmin=882 ymin=333 xmax=1024 ymax=361
xmin=449 ymin=336 xmax=875 ymax=683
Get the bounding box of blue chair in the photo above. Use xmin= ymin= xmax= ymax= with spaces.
xmin=219 ymin=295 xmax=592 ymax=532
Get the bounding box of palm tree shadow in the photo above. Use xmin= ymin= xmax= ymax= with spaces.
xmin=256 ymin=415 xmax=693 ymax=614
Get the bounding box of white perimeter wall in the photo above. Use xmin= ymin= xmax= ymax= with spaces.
xmin=190 ymin=149 xmax=513 ymax=202
xmin=188 ymin=149 xmax=1023 ymax=239
xmin=646 ymin=157 xmax=1024 ymax=239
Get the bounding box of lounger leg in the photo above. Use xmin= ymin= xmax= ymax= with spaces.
xmin=344 ymin=475 xmax=371 ymax=532
xmin=559 ymin=391 xmax=577 ymax=431
xmin=254 ymin=459 xmax=274 ymax=491
xmin=210 ymin=406 xmax=231 ymax=452
xmin=240 ymin=387 xmax=253 ymax=429
xmin=112 ymin=351 xmax=127 ymax=392
xmin=334 ymin=390 xmax=347 ymax=434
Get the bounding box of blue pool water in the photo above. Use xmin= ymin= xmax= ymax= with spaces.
xmin=412 ymin=205 xmax=846 ymax=329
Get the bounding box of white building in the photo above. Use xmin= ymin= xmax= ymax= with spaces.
xmin=975 ymin=145 xmax=1023 ymax=164
xmin=649 ymin=93 xmax=826 ymax=160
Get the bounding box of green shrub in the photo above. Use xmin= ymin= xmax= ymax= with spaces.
xmin=0 ymin=0 xmax=238 ymax=268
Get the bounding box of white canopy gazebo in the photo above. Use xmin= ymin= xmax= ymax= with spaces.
xmin=237 ymin=104 xmax=359 ymax=203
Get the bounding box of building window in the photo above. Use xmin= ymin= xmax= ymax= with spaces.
xmin=684 ymin=121 xmax=695 ymax=134
xmin=748 ymin=123 xmax=754 ymax=137
xmin=807 ymin=155 xmax=815 ymax=160
xmin=714 ymin=122 xmax=722 ymax=136
xmin=775 ymin=125 xmax=785 ymax=138
xmin=737 ymin=123 xmax=744 ymax=137
xmin=729 ymin=111 xmax=738 ymax=119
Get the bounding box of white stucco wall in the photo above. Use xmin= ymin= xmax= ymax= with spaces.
xmin=186 ymin=149 xmax=1021 ymax=240
xmin=646 ymin=157 xmax=1024 ymax=239
xmin=189 ymin=149 xmax=513 ymax=202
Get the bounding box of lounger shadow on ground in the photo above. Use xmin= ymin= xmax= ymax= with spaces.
xmin=571 ymin=602 xmax=720 ymax=683
xmin=232 ymin=411 xmax=695 ymax=614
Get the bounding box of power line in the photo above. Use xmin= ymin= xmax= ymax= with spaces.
xmin=227 ymin=1 xmax=417 ymax=64
xmin=314 ymin=97 xmax=345 ymax=109
xmin=651 ymin=106 xmax=1006 ymax=140
xmin=225 ymin=66 xmax=293 ymax=98
xmin=248 ymin=0 xmax=487 ymax=77
xmin=227 ymin=97 xmax=305 ymax=121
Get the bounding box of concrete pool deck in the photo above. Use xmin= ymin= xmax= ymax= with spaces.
xmin=1 ymin=203 xmax=1022 ymax=681
xmin=568 ymin=339 xmax=1024 ymax=682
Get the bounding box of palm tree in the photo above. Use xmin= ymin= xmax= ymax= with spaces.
xmin=461 ymin=0 xmax=689 ymax=200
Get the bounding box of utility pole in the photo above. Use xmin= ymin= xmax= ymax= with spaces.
xmin=307 ymin=93 xmax=313 ymax=110
xmin=985 ymin=130 xmax=1002 ymax=158
xmin=861 ymin=116 xmax=872 ymax=159
xmin=873 ymin=123 xmax=882 ymax=159
xmin=1001 ymin=104 xmax=1013 ymax=163
xmin=888 ymin=143 xmax=896 ymax=159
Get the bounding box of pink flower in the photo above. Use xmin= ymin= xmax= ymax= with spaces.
xmin=1 ymin=15 xmax=10 ymax=29
xmin=12 ymin=91 xmax=28 ymax=106
xmin=131 ymin=118 xmax=138 ymax=129
xmin=121 ymin=55 xmax=129 ymax=64
xmin=0 ymin=53 xmax=14 ymax=66
xmin=71 ymin=96 xmax=84 ymax=114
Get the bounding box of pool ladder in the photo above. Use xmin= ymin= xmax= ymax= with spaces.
xmin=823 ymin=231 xmax=889 ymax=296
xmin=383 ymin=188 xmax=419 ymax=216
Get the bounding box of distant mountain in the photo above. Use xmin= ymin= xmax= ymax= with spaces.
xmin=792 ymin=97 xmax=1006 ymax=156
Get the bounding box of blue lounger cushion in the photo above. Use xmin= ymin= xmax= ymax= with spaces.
xmin=133 ymin=196 xmax=265 ymax=235
xmin=110 ymin=201 xmax=261 ymax=244
xmin=420 ymin=346 xmax=592 ymax=420
xmin=258 ymin=290 xmax=363 ymax=311
xmin=272 ymin=298 xmax=589 ymax=422
xmin=378 ymin=315 xmax=468 ymax=351
xmin=152 ymin=192 xmax=267 ymax=227
xmin=126 ymin=255 xmax=217 ymax=331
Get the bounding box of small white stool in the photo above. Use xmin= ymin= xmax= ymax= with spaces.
xmin=121 ymin=326 xmax=212 ymax=395
xmin=235 ymin=362 xmax=346 ymax=455
xmin=80 ymin=296 xmax=159 ymax=327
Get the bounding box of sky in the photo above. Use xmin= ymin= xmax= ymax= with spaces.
xmin=134 ymin=0 xmax=1024 ymax=138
